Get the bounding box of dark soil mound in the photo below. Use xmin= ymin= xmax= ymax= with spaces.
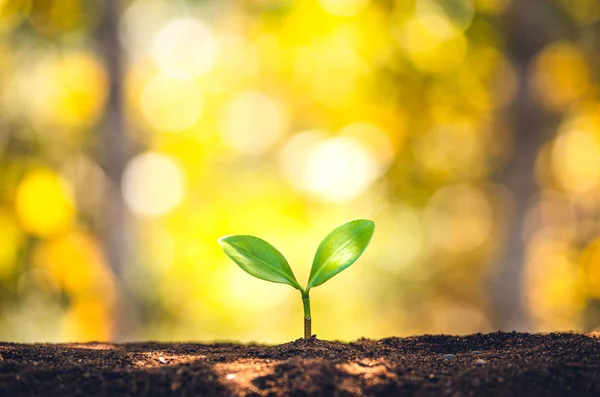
xmin=1 ymin=332 xmax=599 ymax=396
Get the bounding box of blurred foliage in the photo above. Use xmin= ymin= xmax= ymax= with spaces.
xmin=0 ymin=0 xmax=599 ymax=343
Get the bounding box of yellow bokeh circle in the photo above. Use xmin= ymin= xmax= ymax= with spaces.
xmin=15 ymin=169 xmax=75 ymax=238
xmin=27 ymin=52 xmax=108 ymax=128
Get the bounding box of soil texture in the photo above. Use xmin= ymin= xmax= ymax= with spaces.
xmin=1 ymin=331 xmax=599 ymax=396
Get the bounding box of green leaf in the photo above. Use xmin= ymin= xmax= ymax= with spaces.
xmin=306 ymin=219 xmax=375 ymax=291
xmin=218 ymin=235 xmax=302 ymax=291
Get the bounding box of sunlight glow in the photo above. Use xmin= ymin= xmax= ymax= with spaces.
xmin=216 ymin=34 xmax=260 ymax=90
xmin=121 ymin=0 xmax=182 ymax=59
xmin=25 ymin=52 xmax=107 ymax=128
xmin=122 ymin=153 xmax=186 ymax=216
xmin=280 ymin=130 xmax=327 ymax=193
xmin=221 ymin=91 xmax=288 ymax=154
xmin=226 ymin=267 xmax=294 ymax=313
xmin=280 ymin=126 xmax=389 ymax=202
xmin=140 ymin=74 xmax=203 ymax=132
xmin=152 ymin=17 xmax=218 ymax=78
xmin=339 ymin=122 xmax=395 ymax=173
xmin=304 ymin=137 xmax=378 ymax=202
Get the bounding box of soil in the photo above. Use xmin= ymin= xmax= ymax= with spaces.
xmin=1 ymin=331 xmax=599 ymax=396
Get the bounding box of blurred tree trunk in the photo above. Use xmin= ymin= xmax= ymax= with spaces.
xmin=489 ymin=0 xmax=554 ymax=331
xmin=97 ymin=0 xmax=135 ymax=341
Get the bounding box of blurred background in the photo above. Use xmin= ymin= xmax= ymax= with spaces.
xmin=0 ymin=0 xmax=599 ymax=343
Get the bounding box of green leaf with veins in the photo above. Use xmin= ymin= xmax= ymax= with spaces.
xmin=306 ymin=219 xmax=375 ymax=291
xmin=218 ymin=235 xmax=303 ymax=291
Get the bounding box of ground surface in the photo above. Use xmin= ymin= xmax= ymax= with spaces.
xmin=1 ymin=332 xmax=599 ymax=396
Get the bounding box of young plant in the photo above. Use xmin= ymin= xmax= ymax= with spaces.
xmin=218 ymin=219 xmax=375 ymax=339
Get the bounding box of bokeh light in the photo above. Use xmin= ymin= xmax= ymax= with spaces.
xmin=122 ymin=152 xmax=186 ymax=216
xmin=424 ymin=184 xmax=493 ymax=252
xmin=35 ymin=231 xmax=114 ymax=298
xmin=23 ymin=52 xmax=107 ymax=128
xmin=376 ymin=205 xmax=424 ymax=271
xmin=1 ymin=0 xmax=600 ymax=344
xmin=280 ymin=124 xmax=392 ymax=202
xmin=531 ymin=43 xmax=590 ymax=112
xmin=280 ymin=129 xmax=328 ymax=194
xmin=140 ymin=74 xmax=203 ymax=133
xmin=339 ymin=122 xmax=396 ymax=173
xmin=413 ymin=120 xmax=483 ymax=178
xmin=304 ymin=137 xmax=378 ymax=202
xmin=524 ymin=235 xmax=583 ymax=331
xmin=398 ymin=11 xmax=467 ymax=74
xmin=152 ymin=17 xmax=218 ymax=78
xmin=220 ymin=91 xmax=288 ymax=155
xmin=15 ymin=170 xmax=75 ymax=239
xmin=552 ymin=129 xmax=600 ymax=194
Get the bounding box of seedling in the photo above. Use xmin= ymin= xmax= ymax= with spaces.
xmin=218 ymin=219 xmax=375 ymax=339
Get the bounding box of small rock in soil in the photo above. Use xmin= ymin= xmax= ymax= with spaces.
xmin=474 ymin=359 xmax=487 ymax=365
xmin=443 ymin=354 xmax=456 ymax=360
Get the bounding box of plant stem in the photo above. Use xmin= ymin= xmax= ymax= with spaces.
xmin=302 ymin=291 xmax=311 ymax=339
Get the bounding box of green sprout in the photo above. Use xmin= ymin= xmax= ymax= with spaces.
xmin=218 ymin=219 xmax=375 ymax=339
